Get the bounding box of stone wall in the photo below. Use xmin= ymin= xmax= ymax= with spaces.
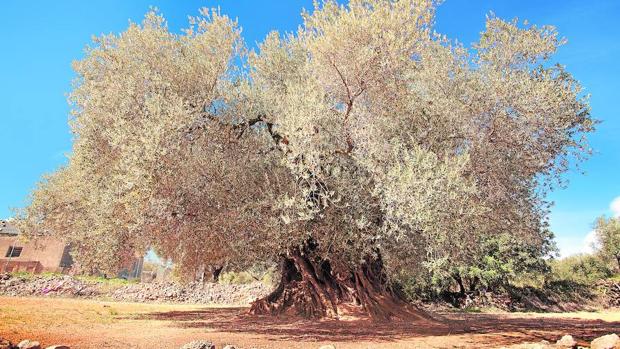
xmin=0 ymin=273 xmax=270 ymax=306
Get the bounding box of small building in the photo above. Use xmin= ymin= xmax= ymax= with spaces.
xmin=0 ymin=219 xmax=143 ymax=279
xmin=0 ymin=220 xmax=72 ymax=273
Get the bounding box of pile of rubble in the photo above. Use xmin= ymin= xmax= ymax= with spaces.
xmin=0 ymin=273 xmax=99 ymax=298
xmin=110 ymin=281 xmax=269 ymax=305
xmin=596 ymin=279 xmax=620 ymax=308
xmin=0 ymin=273 xmax=269 ymax=306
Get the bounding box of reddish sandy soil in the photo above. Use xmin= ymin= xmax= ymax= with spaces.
xmin=1 ymin=296 xmax=619 ymax=349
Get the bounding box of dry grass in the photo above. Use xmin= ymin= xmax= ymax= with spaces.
xmin=1 ymin=296 xmax=619 ymax=349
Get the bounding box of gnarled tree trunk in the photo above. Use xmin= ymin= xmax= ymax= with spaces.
xmin=211 ymin=265 xmax=224 ymax=282
xmin=249 ymin=246 xmax=433 ymax=321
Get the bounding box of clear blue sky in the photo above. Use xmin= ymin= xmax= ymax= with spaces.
xmin=1 ymin=1 xmax=618 ymax=257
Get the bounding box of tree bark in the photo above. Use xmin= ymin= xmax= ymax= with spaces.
xmin=211 ymin=265 xmax=224 ymax=282
xmin=469 ymin=276 xmax=480 ymax=293
xmin=453 ymin=273 xmax=466 ymax=296
xmin=249 ymin=247 xmax=434 ymax=321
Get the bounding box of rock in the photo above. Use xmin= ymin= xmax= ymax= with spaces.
xmin=17 ymin=340 xmax=41 ymax=349
xmin=318 ymin=346 xmax=336 ymax=349
xmin=0 ymin=338 xmax=13 ymax=349
xmin=556 ymin=335 xmax=577 ymax=348
xmin=591 ymin=334 xmax=620 ymax=349
xmin=45 ymin=346 xmax=70 ymax=349
xmin=179 ymin=341 xmax=215 ymax=349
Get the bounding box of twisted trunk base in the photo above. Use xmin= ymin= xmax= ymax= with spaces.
xmin=249 ymin=250 xmax=432 ymax=321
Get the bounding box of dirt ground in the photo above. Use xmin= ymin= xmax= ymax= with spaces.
xmin=1 ymin=296 xmax=619 ymax=349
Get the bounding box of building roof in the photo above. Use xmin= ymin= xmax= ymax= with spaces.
xmin=0 ymin=220 xmax=20 ymax=236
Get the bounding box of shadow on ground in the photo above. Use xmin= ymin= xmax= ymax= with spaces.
xmin=131 ymin=307 xmax=620 ymax=346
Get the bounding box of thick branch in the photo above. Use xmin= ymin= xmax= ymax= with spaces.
xmin=234 ymin=115 xmax=284 ymax=145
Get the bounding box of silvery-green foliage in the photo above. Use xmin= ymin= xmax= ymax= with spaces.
xmin=18 ymin=1 xmax=594 ymax=279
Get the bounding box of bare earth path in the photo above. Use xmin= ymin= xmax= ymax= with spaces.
xmin=1 ymin=296 xmax=619 ymax=349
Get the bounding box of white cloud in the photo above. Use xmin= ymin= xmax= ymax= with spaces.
xmin=557 ymin=231 xmax=600 ymax=258
xmin=610 ymin=196 xmax=620 ymax=218
xmin=556 ymin=196 xmax=619 ymax=258
xmin=582 ymin=230 xmax=600 ymax=254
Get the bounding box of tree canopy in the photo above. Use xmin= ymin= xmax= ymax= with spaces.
xmin=17 ymin=0 xmax=595 ymax=319
xmin=594 ymin=216 xmax=620 ymax=269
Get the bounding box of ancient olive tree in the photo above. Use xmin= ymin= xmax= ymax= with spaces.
xmin=240 ymin=0 xmax=593 ymax=319
xmin=19 ymin=0 xmax=594 ymax=320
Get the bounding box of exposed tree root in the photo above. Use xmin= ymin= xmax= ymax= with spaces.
xmin=249 ymin=247 xmax=436 ymax=322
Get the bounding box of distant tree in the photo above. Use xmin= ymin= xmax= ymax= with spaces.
xmin=18 ymin=1 xmax=594 ymax=320
xmin=451 ymin=230 xmax=556 ymax=294
xmin=398 ymin=229 xmax=556 ymax=300
xmin=594 ymin=216 xmax=620 ymax=269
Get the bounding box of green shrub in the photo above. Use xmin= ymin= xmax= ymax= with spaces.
xmin=219 ymin=271 xmax=256 ymax=284
xmin=220 ymin=265 xmax=277 ymax=285
xmin=549 ymin=254 xmax=613 ymax=284
xmin=9 ymin=271 xmax=36 ymax=279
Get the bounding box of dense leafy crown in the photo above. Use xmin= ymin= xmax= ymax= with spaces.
xmin=594 ymin=216 xmax=620 ymax=267
xmin=18 ymin=1 xmax=594 ymax=277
